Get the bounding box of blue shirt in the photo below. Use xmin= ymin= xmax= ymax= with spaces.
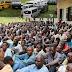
xmin=8 ymin=43 xmax=13 ymax=48
xmin=4 ymin=48 xmax=13 ymax=58
xmin=13 ymin=53 xmax=35 ymax=67
xmin=16 ymin=64 xmax=49 ymax=72
xmin=12 ymin=61 xmax=24 ymax=72
xmin=1 ymin=38 xmax=4 ymax=42
xmin=66 ymin=39 xmax=72 ymax=48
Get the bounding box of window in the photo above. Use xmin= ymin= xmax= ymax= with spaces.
xmin=32 ymin=9 xmax=37 ymax=13
xmin=5 ymin=1 xmax=11 ymax=3
xmin=70 ymin=7 xmax=72 ymax=15
xmin=29 ymin=5 xmax=33 ymax=8
xmin=24 ymin=6 xmax=28 ymax=9
xmin=26 ymin=3 xmax=33 ymax=4
xmin=59 ymin=9 xmax=64 ymax=20
xmin=66 ymin=7 xmax=72 ymax=21
xmin=24 ymin=11 xmax=31 ymax=14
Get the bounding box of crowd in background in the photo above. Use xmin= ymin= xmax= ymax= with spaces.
xmin=0 ymin=20 xmax=72 ymax=72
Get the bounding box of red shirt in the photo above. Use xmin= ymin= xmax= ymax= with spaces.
xmin=58 ymin=44 xmax=70 ymax=52
xmin=59 ymin=20 xmax=61 ymax=23
xmin=64 ymin=44 xmax=70 ymax=52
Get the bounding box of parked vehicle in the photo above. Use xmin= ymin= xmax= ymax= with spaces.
xmin=12 ymin=0 xmax=21 ymax=9
xmin=23 ymin=7 xmax=40 ymax=18
xmin=0 ymin=0 xmax=11 ymax=10
xmin=25 ymin=1 xmax=48 ymax=13
xmin=21 ymin=4 xmax=34 ymax=16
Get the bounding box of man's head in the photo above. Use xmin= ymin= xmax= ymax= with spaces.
xmin=49 ymin=46 xmax=56 ymax=56
xmin=27 ymin=46 xmax=34 ymax=56
xmin=0 ymin=60 xmax=5 ymax=70
xmin=3 ymin=56 xmax=14 ymax=66
xmin=21 ymin=39 xmax=26 ymax=47
xmin=13 ymin=39 xmax=18 ymax=46
xmin=38 ymin=38 xmax=42 ymax=43
xmin=1 ymin=33 xmax=5 ymax=38
xmin=67 ymin=52 xmax=72 ymax=63
xmin=54 ymin=40 xmax=58 ymax=47
xmin=2 ymin=42 xmax=8 ymax=52
xmin=21 ymin=34 xmax=25 ymax=39
xmin=25 ymin=35 xmax=29 ymax=40
xmin=10 ymin=35 xmax=14 ymax=41
xmin=36 ymin=44 xmax=43 ymax=52
xmin=54 ymin=29 xmax=57 ymax=34
xmin=56 ymin=45 xmax=62 ymax=53
xmin=59 ymin=30 xmax=63 ymax=35
xmin=50 ymin=36 xmax=55 ymax=42
xmin=35 ymin=55 xmax=44 ymax=69
xmin=61 ymin=40 xmax=65 ymax=47
xmin=66 ymin=63 xmax=72 ymax=72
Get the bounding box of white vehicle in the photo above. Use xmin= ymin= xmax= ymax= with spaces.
xmin=23 ymin=7 xmax=40 ymax=18
xmin=12 ymin=0 xmax=21 ymax=9
xmin=25 ymin=1 xmax=40 ymax=6
xmin=25 ymin=1 xmax=48 ymax=13
xmin=21 ymin=4 xmax=34 ymax=16
xmin=41 ymin=0 xmax=48 ymax=4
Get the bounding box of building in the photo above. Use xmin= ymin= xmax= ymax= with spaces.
xmin=57 ymin=0 xmax=72 ymax=24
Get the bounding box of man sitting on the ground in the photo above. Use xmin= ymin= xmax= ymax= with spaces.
xmin=62 ymin=52 xmax=72 ymax=65
xmin=34 ymin=44 xmax=45 ymax=56
xmin=16 ymin=55 xmax=49 ymax=72
xmin=3 ymin=56 xmax=24 ymax=72
xmin=57 ymin=52 xmax=72 ymax=72
xmin=43 ymin=46 xmax=61 ymax=72
xmin=56 ymin=45 xmax=67 ymax=64
xmin=66 ymin=63 xmax=72 ymax=72
xmin=0 ymin=42 xmax=13 ymax=60
xmin=0 ymin=60 xmax=13 ymax=72
xmin=13 ymin=46 xmax=35 ymax=67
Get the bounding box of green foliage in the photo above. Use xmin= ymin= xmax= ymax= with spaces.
xmin=0 ymin=17 xmax=26 ymax=24
xmin=21 ymin=0 xmax=31 ymax=3
xmin=0 ymin=7 xmax=21 ymax=17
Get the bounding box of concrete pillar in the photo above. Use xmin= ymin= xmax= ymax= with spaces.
xmin=63 ymin=8 xmax=66 ymax=21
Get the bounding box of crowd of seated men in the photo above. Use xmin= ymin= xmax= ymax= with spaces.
xmin=0 ymin=20 xmax=72 ymax=72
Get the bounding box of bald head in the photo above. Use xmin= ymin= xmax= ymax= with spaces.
xmin=51 ymin=36 xmax=55 ymax=42
xmin=35 ymin=55 xmax=44 ymax=61
xmin=35 ymin=55 xmax=44 ymax=69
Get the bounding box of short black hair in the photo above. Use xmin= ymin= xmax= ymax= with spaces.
xmin=37 ymin=43 xmax=43 ymax=49
xmin=14 ymin=39 xmax=18 ymax=43
xmin=3 ymin=56 xmax=13 ymax=64
xmin=21 ymin=39 xmax=26 ymax=43
xmin=2 ymin=42 xmax=8 ymax=46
